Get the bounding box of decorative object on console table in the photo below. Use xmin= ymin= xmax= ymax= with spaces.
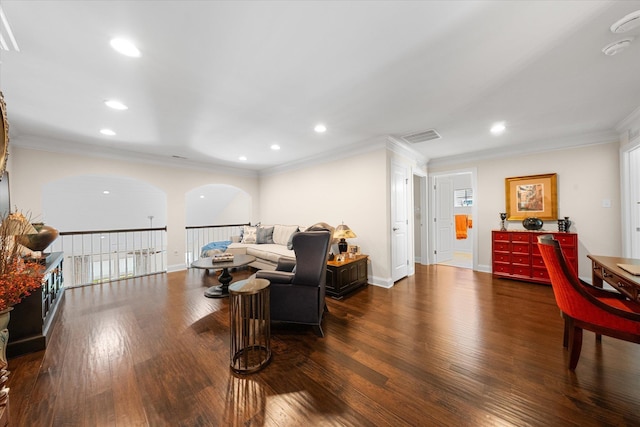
xmin=334 ymin=223 xmax=357 ymax=254
xmin=522 ymin=217 xmax=543 ymax=230
xmin=326 ymin=254 xmax=368 ymax=299
xmin=505 ymin=173 xmax=557 ymax=220
xmin=499 ymin=212 xmax=507 ymax=231
xmin=557 ymin=219 xmax=565 ymax=232
xmin=15 ymin=222 xmax=59 ymax=263
xmin=564 ymin=216 xmax=572 ymax=232
xmin=492 ymin=230 xmax=578 ymax=285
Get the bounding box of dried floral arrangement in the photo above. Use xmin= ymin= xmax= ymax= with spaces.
xmin=0 ymin=211 xmax=44 ymax=312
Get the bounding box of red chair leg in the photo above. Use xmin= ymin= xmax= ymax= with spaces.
xmin=568 ymin=325 xmax=583 ymax=370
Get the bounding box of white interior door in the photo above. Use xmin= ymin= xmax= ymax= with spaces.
xmin=435 ymin=176 xmax=454 ymax=263
xmin=391 ymin=162 xmax=409 ymax=282
xmin=631 ymin=146 xmax=640 ymax=258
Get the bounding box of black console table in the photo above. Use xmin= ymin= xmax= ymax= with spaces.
xmin=8 ymin=252 xmax=64 ymax=357
xmin=326 ymin=254 xmax=368 ymax=299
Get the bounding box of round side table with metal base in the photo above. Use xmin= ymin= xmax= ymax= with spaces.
xmin=229 ymin=278 xmax=271 ymax=374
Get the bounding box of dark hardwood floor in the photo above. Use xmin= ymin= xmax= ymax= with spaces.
xmin=6 ymin=264 xmax=640 ymax=426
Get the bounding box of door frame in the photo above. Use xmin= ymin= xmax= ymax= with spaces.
xmin=412 ymin=168 xmax=428 ymax=265
xmin=428 ymin=167 xmax=478 ymax=269
xmin=621 ymin=137 xmax=640 ymax=257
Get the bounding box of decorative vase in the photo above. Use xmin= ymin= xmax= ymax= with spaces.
xmin=564 ymin=217 xmax=572 ymax=232
xmin=499 ymin=212 xmax=507 ymax=231
xmin=557 ymin=219 xmax=566 ymax=232
xmin=16 ymin=223 xmax=59 ymax=252
xmin=522 ymin=217 xmax=544 ymax=231
xmin=0 ymin=308 xmax=12 ymax=370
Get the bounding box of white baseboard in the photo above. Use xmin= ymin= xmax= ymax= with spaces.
xmin=168 ymin=263 xmax=187 ymax=273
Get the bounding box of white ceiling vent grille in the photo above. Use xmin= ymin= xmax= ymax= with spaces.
xmin=400 ymin=129 xmax=441 ymax=144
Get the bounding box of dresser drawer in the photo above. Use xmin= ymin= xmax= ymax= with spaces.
xmin=493 ymin=263 xmax=511 ymax=275
xmin=493 ymin=231 xmax=510 ymax=241
xmin=511 ymin=254 xmax=530 ymax=265
xmin=512 ymin=243 xmax=530 ymax=254
xmin=554 ymin=234 xmax=576 ymax=247
xmin=493 ymin=241 xmax=510 ymax=252
xmin=532 ymin=267 xmax=550 ymax=281
xmin=511 ymin=266 xmax=531 ymax=277
xmin=510 ymin=233 xmax=530 ymax=243
xmin=493 ymin=253 xmax=510 ymax=264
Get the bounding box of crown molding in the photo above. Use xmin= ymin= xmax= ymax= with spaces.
xmin=427 ymin=130 xmax=620 ymax=168
xmin=259 ymin=136 xmax=389 ymax=177
xmin=385 ymin=136 xmax=428 ymax=168
xmin=616 ymin=104 xmax=640 ymax=133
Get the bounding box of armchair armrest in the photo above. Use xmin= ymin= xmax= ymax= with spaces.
xmin=255 ymin=270 xmax=294 ymax=284
xmin=276 ymin=257 xmax=296 ymax=272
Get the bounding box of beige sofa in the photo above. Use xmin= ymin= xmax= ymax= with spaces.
xmin=226 ymin=224 xmax=300 ymax=270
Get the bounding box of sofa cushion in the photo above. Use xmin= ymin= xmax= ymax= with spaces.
xmin=273 ymin=224 xmax=298 ymax=246
xmin=247 ymin=244 xmax=294 ymax=264
xmin=241 ymin=226 xmax=257 ymax=244
xmin=256 ymin=226 xmax=274 ymax=244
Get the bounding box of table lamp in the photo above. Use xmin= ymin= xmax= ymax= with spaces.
xmin=333 ymin=223 xmax=356 ymax=253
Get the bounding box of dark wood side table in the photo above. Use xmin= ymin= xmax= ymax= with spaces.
xmin=326 ymin=254 xmax=368 ymax=299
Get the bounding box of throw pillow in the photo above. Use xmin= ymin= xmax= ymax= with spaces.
xmin=287 ymin=230 xmax=298 ymax=250
xmin=241 ymin=226 xmax=257 ymax=244
xmin=256 ymin=226 xmax=274 ymax=244
xmin=273 ymin=225 xmax=298 ymax=246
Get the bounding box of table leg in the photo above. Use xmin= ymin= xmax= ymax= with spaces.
xmin=205 ymin=267 xmax=233 ymax=298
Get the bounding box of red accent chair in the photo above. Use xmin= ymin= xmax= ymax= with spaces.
xmin=537 ymin=235 xmax=640 ymax=370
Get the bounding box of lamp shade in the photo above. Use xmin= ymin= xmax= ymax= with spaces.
xmin=333 ymin=224 xmax=356 ymax=240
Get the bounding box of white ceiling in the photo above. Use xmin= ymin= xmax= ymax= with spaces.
xmin=2 ymin=1 xmax=640 ymax=173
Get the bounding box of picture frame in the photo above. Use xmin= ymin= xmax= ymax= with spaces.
xmin=505 ymin=173 xmax=557 ymax=221
xmin=347 ymin=244 xmax=360 ymax=255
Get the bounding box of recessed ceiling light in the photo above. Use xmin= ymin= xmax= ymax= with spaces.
xmin=314 ymin=124 xmax=327 ymax=133
xmin=270 ymin=144 xmax=280 ymax=150
xmin=239 ymin=156 xmax=247 ymax=161
xmin=100 ymin=128 xmax=116 ymax=136
xmin=110 ymin=38 xmax=141 ymax=57
xmin=490 ymin=122 xmax=506 ymax=135
xmin=200 ymin=195 xmax=205 ymax=199
xmin=602 ymin=38 xmax=634 ymax=56
xmin=104 ymin=100 xmax=128 ymax=110
xmin=611 ymin=10 xmax=640 ymax=33
xmin=103 ymin=190 xmax=110 ymax=195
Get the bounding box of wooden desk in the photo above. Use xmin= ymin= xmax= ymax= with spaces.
xmin=588 ymin=255 xmax=640 ymax=301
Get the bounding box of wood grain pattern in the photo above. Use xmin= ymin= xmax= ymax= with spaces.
xmin=7 ymin=264 xmax=640 ymax=426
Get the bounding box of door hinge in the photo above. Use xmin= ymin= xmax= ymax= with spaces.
xmin=434 ymin=250 xmax=437 ymax=254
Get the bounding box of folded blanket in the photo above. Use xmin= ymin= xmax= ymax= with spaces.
xmin=201 ymin=240 xmax=232 ymax=257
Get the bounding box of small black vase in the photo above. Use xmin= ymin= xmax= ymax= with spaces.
xmin=562 ymin=217 xmax=571 ymax=232
xmin=522 ymin=217 xmax=543 ymax=231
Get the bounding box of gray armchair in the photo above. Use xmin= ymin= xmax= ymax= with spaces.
xmin=256 ymin=228 xmax=331 ymax=337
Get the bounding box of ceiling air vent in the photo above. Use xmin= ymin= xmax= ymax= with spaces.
xmin=400 ymin=129 xmax=441 ymax=144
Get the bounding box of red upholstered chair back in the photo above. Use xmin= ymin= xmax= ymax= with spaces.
xmin=537 ymin=235 xmax=640 ymax=336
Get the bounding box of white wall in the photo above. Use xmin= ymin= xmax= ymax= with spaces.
xmin=259 ymin=148 xmax=391 ymax=285
xmin=429 ymin=141 xmax=621 ymax=280
xmin=8 ymin=146 xmax=260 ymax=271
xmin=185 ymin=184 xmax=251 ymax=226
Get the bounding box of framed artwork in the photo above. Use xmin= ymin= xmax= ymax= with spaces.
xmin=505 ymin=173 xmax=557 ymax=220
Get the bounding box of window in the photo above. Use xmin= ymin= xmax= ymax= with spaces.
xmin=454 ymin=188 xmax=473 ymax=207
